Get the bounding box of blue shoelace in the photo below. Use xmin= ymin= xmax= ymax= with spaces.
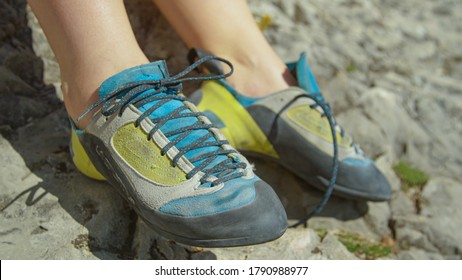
xmin=289 ymin=93 xmax=339 ymax=227
xmin=78 ymin=56 xmax=247 ymax=187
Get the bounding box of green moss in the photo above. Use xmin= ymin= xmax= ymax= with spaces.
xmin=336 ymin=231 xmax=392 ymax=259
xmin=393 ymin=161 xmax=429 ymax=191
xmin=453 ymin=55 xmax=462 ymax=62
xmin=315 ymin=228 xmax=328 ymax=239
xmin=346 ymin=62 xmax=357 ymax=73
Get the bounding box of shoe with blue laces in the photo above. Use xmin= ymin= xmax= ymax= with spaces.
xmin=69 ymin=57 xmax=287 ymax=247
xmin=188 ymin=49 xmax=392 ymax=204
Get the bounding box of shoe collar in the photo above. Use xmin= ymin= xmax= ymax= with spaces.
xmin=98 ymin=60 xmax=170 ymax=99
xmin=286 ymin=52 xmax=322 ymax=96
xmin=218 ymin=51 xmax=323 ymax=107
xmin=189 ymin=48 xmax=323 ymax=105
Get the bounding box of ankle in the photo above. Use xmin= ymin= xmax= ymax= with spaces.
xmin=224 ymin=53 xmax=297 ymax=98
xmin=62 ymin=81 xmax=99 ymax=129
xmin=62 ymin=58 xmax=149 ymax=129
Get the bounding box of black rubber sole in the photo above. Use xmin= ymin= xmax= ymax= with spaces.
xmin=139 ymin=213 xmax=287 ymax=248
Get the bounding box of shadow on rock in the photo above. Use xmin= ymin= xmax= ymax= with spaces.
xmin=248 ymin=157 xmax=369 ymax=222
xmin=1 ymin=108 xmax=216 ymax=259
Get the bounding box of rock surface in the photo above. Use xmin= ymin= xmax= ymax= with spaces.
xmin=1 ymin=0 xmax=461 ymax=259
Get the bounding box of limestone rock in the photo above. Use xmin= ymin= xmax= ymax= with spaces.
xmin=396 ymin=248 xmax=444 ymax=260
xmin=316 ymin=233 xmax=358 ymax=260
xmin=420 ymin=178 xmax=462 ymax=256
xmin=210 ymin=228 xmax=322 ymax=260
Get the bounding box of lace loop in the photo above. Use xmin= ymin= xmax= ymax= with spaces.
xmin=289 ymin=92 xmax=340 ymax=227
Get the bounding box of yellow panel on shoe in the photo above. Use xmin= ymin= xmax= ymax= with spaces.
xmin=112 ymin=124 xmax=187 ymax=185
xmin=287 ymin=105 xmax=352 ymax=148
xmin=71 ymin=128 xmax=106 ymax=181
xmin=198 ymin=81 xmax=279 ymax=159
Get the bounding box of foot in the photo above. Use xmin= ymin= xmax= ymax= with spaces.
xmin=189 ymin=50 xmax=392 ymax=202
xmin=69 ymin=57 xmax=287 ymax=247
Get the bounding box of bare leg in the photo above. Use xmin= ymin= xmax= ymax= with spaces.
xmin=28 ymin=0 xmax=149 ymax=128
xmin=153 ymin=0 xmax=297 ymax=98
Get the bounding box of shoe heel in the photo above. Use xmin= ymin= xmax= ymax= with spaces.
xmin=70 ymin=127 xmax=106 ymax=181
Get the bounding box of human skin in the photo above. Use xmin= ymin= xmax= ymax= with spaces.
xmin=28 ymin=0 xmax=296 ymax=128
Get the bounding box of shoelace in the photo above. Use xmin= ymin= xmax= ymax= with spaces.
xmin=283 ymin=93 xmax=340 ymax=228
xmin=309 ymin=92 xmax=347 ymax=136
xmin=308 ymin=93 xmax=365 ymax=154
xmin=78 ymin=56 xmax=247 ymax=187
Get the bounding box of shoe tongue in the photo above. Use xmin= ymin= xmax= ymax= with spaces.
xmin=98 ymin=60 xmax=169 ymax=98
xmin=294 ymin=52 xmax=321 ymax=95
xmin=99 ymin=60 xmax=230 ymax=180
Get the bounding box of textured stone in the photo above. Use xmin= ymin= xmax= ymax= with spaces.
xmin=407 ymin=94 xmax=462 ymax=180
xmin=323 ymin=71 xmax=360 ymax=114
xmin=0 ymin=66 xmax=36 ymax=96
xmin=1 ymin=1 xmax=31 ymax=50
xmin=404 ymin=41 xmax=437 ymax=61
xmin=401 ymin=22 xmax=428 ymax=41
xmin=0 ymin=133 xmax=78 ymax=260
xmin=394 ymin=223 xmax=439 ymax=253
xmin=210 ymin=228 xmax=322 ymax=260
xmin=3 ymin=50 xmax=44 ymax=89
xmin=365 ymin=27 xmax=404 ymax=52
xmin=364 ymin=201 xmax=392 ymax=237
xmin=390 ymin=191 xmax=415 ymax=217
xmin=0 ymin=93 xmax=50 ymax=128
xmin=0 ymin=110 xmax=134 ymax=260
xmin=420 ymin=178 xmax=462 ymax=256
xmin=316 ymin=233 xmax=358 ymax=260
xmin=375 ymin=153 xmax=401 ymax=193
xmin=396 ymin=248 xmax=444 ymax=260
xmin=336 ymin=108 xmax=387 ymax=159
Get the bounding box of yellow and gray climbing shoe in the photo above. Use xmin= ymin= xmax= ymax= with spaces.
xmin=189 ymin=50 xmax=392 ymax=202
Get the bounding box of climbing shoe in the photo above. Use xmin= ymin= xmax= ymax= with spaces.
xmin=69 ymin=57 xmax=288 ymax=247
xmin=189 ymin=50 xmax=392 ymax=202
